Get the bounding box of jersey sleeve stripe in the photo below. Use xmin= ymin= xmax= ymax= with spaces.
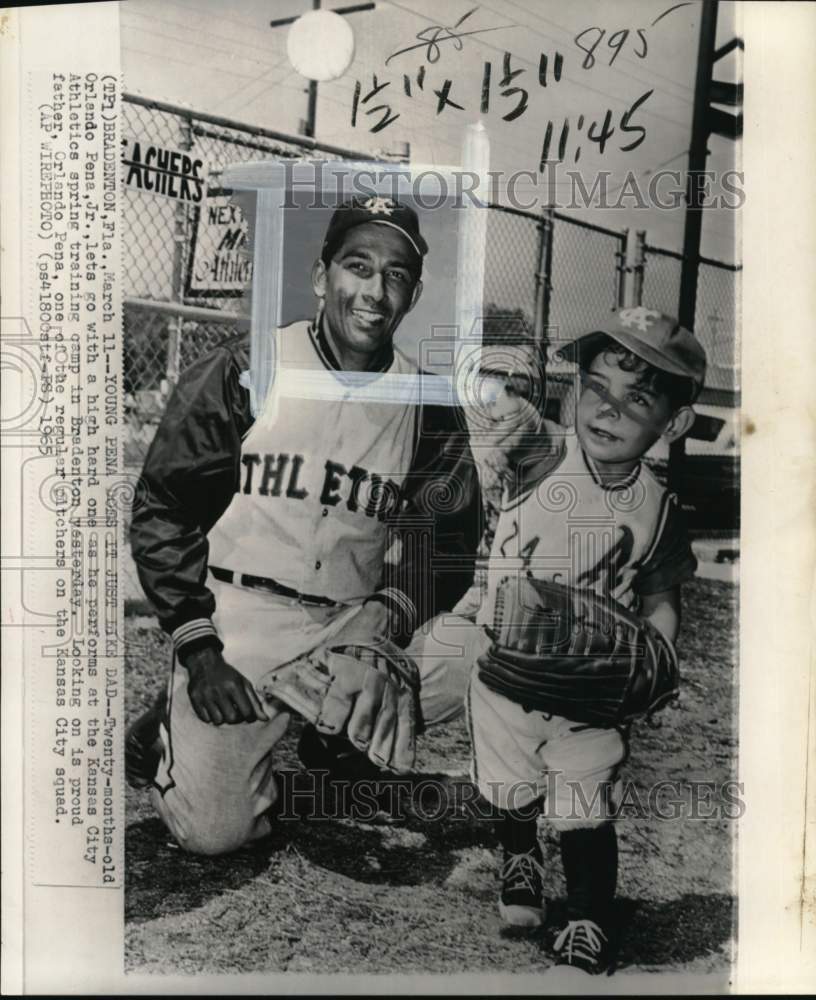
xmin=376 ymin=587 xmax=418 ymax=636
xmin=171 ymin=618 xmax=220 ymax=655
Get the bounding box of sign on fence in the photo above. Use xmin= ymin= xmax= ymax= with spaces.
xmin=122 ymin=136 xmax=206 ymax=204
xmin=184 ymin=189 xmax=252 ymax=297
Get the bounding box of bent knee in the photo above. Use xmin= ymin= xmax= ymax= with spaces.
xmin=151 ymin=789 xmax=271 ymax=857
xmin=172 ymin=814 xmax=262 ymax=856
xmin=177 ymin=831 xmax=247 ymax=857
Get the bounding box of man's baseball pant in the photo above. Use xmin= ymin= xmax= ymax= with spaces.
xmin=150 ymin=574 xmax=475 ymax=855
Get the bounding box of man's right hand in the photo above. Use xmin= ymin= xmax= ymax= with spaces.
xmin=182 ymin=645 xmax=269 ymax=725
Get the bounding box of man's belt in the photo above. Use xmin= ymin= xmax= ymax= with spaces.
xmin=209 ymin=566 xmax=338 ymax=607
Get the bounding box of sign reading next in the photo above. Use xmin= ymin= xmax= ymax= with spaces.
xmin=185 ymin=192 xmax=252 ymax=298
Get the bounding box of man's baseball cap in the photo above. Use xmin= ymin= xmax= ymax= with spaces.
xmin=321 ymin=195 xmax=428 ymax=265
xmin=561 ymin=307 xmax=707 ymax=397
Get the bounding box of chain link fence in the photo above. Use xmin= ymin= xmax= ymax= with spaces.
xmin=638 ymin=243 xmax=740 ymax=388
xmin=695 ymin=259 xmax=740 ymax=385
xmin=483 ymin=205 xmax=540 ymax=340
xmin=549 ymin=213 xmax=625 ymax=346
xmin=640 ymin=243 xmax=683 ymax=319
xmin=123 ymin=105 xmax=182 ymax=303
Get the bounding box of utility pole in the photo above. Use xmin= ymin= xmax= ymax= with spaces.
xmin=270 ymin=0 xmax=376 ymax=139
xmin=678 ymin=1 xmax=719 ymax=331
xmin=678 ymin=0 xmax=743 ymax=329
xmin=671 ymin=0 xmax=742 ymax=490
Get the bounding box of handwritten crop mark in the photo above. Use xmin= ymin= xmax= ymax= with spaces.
xmin=385 ymin=7 xmax=513 ymax=67
xmin=651 ymin=3 xmax=693 ymax=27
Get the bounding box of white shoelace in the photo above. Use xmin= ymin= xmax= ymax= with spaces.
xmin=501 ymin=849 xmax=547 ymax=895
xmin=553 ymin=919 xmax=608 ymax=965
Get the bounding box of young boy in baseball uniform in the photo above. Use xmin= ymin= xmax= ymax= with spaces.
xmin=461 ymin=309 xmax=706 ymax=975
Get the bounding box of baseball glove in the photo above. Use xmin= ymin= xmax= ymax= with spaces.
xmin=477 ymin=576 xmax=679 ymax=727
xmin=261 ymin=638 xmax=422 ymax=774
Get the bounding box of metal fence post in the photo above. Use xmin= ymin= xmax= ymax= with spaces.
xmin=631 ymin=229 xmax=646 ymax=307
xmin=533 ymin=207 xmax=553 ymax=347
xmin=616 ymin=228 xmax=630 ymax=308
xmin=166 ymin=113 xmax=194 ymax=392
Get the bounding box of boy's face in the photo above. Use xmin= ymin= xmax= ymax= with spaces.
xmin=576 ymin=348 xmax=679 ymax=469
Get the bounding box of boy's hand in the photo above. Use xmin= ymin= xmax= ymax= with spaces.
xmin=183 ymin=645 xmax=269 ymax=725
xmin=472 ymin=382 xmax=544 ymax=487
xmin=487 ymin=384 xmax=542 ymax=446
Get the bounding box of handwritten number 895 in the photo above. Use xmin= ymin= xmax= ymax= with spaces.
xmin=574 ymin=27 xmax=648 ymax=69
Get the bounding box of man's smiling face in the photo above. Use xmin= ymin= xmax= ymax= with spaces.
xmin=312 ymin=223 xmax=422 ymax=369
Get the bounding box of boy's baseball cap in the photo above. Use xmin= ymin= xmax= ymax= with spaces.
xmin=562 ymin=307 xmax=707 ymax=397
xmin=321 ymin=195 xmax=428 ymax=264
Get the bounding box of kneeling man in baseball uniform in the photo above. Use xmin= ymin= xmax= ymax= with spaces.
xmin=127 ymin=196 xmax=482 ymax=855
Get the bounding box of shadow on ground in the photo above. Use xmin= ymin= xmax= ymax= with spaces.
xmin=125 ymin=773 xmax=498 ymax=924
xmin=614 ymin=893 xmax=734 ymax=968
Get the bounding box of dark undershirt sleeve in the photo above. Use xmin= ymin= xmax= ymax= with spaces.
xmin=633 ymin=493 xmax=698 ymax=596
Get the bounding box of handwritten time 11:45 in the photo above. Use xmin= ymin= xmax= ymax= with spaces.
xmin=538 ymin=89 xmax=653 ymax=168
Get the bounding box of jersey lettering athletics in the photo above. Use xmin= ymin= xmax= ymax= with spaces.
xmin=208 ymin=321 xmax=419 ymax=601
xmin=477 ymin=429 xmax=676 ymax=628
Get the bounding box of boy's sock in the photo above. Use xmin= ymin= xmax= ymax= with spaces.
xmin=497 ymin=800 xmax=546 ymax=927
xmin=559 ymin=822 xmax=618 ymax=926
xmin=500 ymin=802 xmax=541 ymax=853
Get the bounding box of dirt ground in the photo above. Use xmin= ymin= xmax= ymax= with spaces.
xmin=124 ymin=576 xmax=738 ymax=980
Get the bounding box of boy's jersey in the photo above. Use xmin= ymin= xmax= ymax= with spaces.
xmin=208 ymin=320 xmax=420 ymax=602
xmin=477 ymin=424 xmax=696 ymax=628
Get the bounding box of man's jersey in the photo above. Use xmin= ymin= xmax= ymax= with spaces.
xmin=131 ymin=323 xmax=482 ymax=650
xmin=477 ymin=424 xmax=696 ymax=628
xmin=208 ymin=321 xmax=420 ymax=602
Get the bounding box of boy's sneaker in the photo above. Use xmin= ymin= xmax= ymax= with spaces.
xmin=499 ymin=847 xmax=547 ymax=927
xmin=551 ymin=918 xmax=611 ymax=975
xmin=125 ymin=689 xmax=167 ymax=789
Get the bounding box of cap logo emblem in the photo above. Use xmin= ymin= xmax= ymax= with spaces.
xmin=362 ymin=196 xmax=396 ymax=216
xmin=619 ymin=307 xmax=661 ymax=332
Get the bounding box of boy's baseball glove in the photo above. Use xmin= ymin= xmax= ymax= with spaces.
xmin=477 ymin=577 xmax=679 ymax=727
xmin=261 ymin=639 xmax=422 ymax=774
